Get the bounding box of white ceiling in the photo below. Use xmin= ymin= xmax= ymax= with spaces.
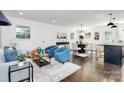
xmin=2 ymin=10 xmax=124 ymax=27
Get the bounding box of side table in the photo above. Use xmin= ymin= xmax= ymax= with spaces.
xmin=8 ymin=62 xmax=33 ymax=82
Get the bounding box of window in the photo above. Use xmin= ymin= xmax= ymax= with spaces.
xmin=105 ymin=31 xmax=112 ymax=40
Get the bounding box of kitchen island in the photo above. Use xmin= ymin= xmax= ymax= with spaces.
xmin=98 ymin=43 xmax=124 ymax=66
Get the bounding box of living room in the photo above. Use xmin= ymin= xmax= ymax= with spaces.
xmin=1 ymin=10 xmax=124 ymax=82
xmin=2 ymin=0 xmax=124 ymax=92
xmin=0 ymin=10 xmax=81 ymax=82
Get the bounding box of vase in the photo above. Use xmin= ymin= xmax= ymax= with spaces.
xmin=18 ymin=61 xmax=24 ymax=66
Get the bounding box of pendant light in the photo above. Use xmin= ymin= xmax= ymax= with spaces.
xmin=107 ymin=13 xmax=114 ymax=26
xmin=111 ymin=18 xmax=117 ymax=28
xmin=0 ymin=11 xmax=11 ymax=26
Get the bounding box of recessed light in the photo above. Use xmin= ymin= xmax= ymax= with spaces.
xmin=19 ymin=12 xmax=23 ymax=15
xmin=52 ymin=19 xmax=56 ymax=23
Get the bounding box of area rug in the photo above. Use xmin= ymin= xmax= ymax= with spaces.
xmin=31 ymin=59 xmax=81 ymax=82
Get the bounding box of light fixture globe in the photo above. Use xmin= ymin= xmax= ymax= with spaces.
xmin=0 ymin=11 xmax=11 ymax=26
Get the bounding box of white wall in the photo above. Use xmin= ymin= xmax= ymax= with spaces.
xmin=69 ymin=25 xmax=122 ymax=45
xmin=118 ymin=23 xmax=124 ymax=40
xmin=2 ymin=16 xmax=124 ymax=53
xmin=1 ymin=16 xmax=70 ymax=53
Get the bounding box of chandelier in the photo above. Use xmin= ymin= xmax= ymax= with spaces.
xmin=78 ymin=24 xmax=86 ymax=33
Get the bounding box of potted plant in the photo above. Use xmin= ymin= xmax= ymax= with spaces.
xmin=17 ymin=53 xmax=26 ymax=66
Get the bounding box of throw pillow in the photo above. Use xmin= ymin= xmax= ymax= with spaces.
xmin=4 ymin=47 xmax=18 ymax=62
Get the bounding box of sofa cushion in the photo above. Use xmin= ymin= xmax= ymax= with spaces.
xmin=0 ymin=49 xmax=6 ymax=63
xmin=4 ymin=47 xmax=18 ymax=62
xmin=0 ymin=61 xmax=18 ymax=82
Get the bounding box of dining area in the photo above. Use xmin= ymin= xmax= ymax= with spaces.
xmin=70 ymin=41 xmax=124 ymax=67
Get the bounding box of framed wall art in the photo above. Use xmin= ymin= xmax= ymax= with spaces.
xmin=85 ymin=32 xmax=91 ymax=39
xmin=94 ymin=32 xmax=99 ymax=40
xmin=16 ymin=26 xmax=31 ymax=39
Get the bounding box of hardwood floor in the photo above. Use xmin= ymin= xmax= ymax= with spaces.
xmin=61 ymin=53 xmax=122 ymax=82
